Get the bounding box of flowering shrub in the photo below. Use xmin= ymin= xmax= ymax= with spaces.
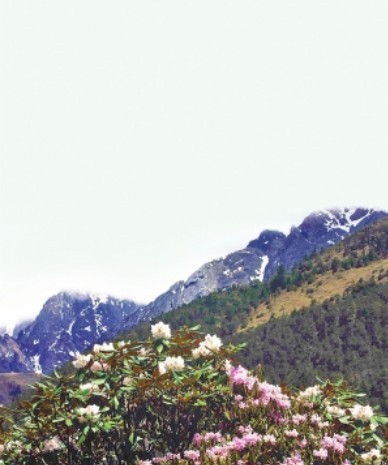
xmin=0 ymin=324 xmax=386 ymax=465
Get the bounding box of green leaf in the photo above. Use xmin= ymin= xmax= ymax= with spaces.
xmin=372 ymin=415 xmax=388 ymax=425
xmin=338 ymin=416 xmax=351 ymax=424
xmin=193 ymin=400 xmax=207 ymax=407
xmin=189 ymin=325 xmax=201 ymax=331
xmin=156 ymin=344 xmax=164 ymax=354
xmin=112 ymin=396 xmax=119 ymax=410
xmin=92 ymin=378 xmax=107 ymax=385
xmin=372 ymin=433 xmax=384 ymax=447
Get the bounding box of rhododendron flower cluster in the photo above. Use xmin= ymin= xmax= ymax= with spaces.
xmin=151 ymin=321 xmax=172 ymax=339
xmin=192 ymin=334 xmax=223 ymax=358
xmin=350 ymin=403 xmax=374 ymax=422
xmin=42 ymin=436 xmax=63 ymax=453
xmin=72 ymin=353 xmax=92 ymax=369
xmin=90 ymin=360 xmax=110 ymax=372
xmin=324 ymin=402 xmax=346 ymax=417
xmin=361 ymin=448 xmax=382 ymax=463
xmin=93 ymin=342 xmax=115 ymax=353
xmin=297 ymin=385 xmax=321 ymax=399
xmin=76 ymin=404 xmax=101 ymax=423
xmin=158 ymin=355 xmax=185 ymax=374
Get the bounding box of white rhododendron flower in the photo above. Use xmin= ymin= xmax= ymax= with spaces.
xmin=72 ymin=353 xmax=92 ymax=369
xmin=204 ymin=334 xmax=222 ymax=352
xmin=192 ymin=345 xmax=210 ymax=358
xmin=361 ymin=448 xmax=382 ymax=464
xmin=151 ymin=322 xmax=172 ymax=339
xmin=43 ymin=436 xmax=63 ymax=453
xmin=79 ymin=382 xmax=101 ymax=393
xmin=77 ymin=404 xmax=101 ymax=423
xmin=223 ymin=359 xmax=232 ymax=372
xmin=90 ymin=361 xmax=110 ymax=373
xmin=325 ymin=404 xmax=346 ymax=417
xmin=158 ymin=361 xmax=167 ymax=375
xmin=159 ymin=355 xmax=185 ymax=374
xmin=350 ymin=404 xmax=374 ymax=422
xmin=192 ymin=334 xmax=223 ymax=358
xmin=139 ymin=347 xmax=150 ymax=357
xmin=298 ymin=385 xmax=321 ymax=399
xmin=93 ymin=342 xmax=115 ymax=353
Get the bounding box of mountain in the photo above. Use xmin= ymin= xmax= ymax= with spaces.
xmin=16 ymin=292 xmax=140 ymax=374
xmin=129 ymin=207 xmax=388 ymax=328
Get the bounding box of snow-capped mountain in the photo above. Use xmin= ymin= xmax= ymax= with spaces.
xmin=136 ymin=207 xmax=388 ymax=325
xmin=16 ymin=292 xmax=140 ymax=373
xmin=0 ymin=207 xmax=387 ymax=376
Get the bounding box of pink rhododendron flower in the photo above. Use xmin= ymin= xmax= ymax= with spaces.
xmin=313 ymin=448 xmax=329 ymax=460
xmin=291 ymin=414 xmax=307 ymax=425
xmin=204 ymin=431 xmax=223 ymax=442
xmin=285 ymin=429 xmax=299 ymax=438
xmin=281 ymin=453 xmax=304 ymax=465
xmin=183 ymin=450 xmax=200 ymax=461
xmin=263 ymin=434 xmax=276 ymax=445
xmin=229 ymin=365 xmax=257 ymax=390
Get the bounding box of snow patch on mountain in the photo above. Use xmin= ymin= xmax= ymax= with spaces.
xmin=258 ymin=255 xmax=269 ymax=281
xmin=32 ymin=355 xmax=42 ymax=374
xmin=323 ymin=208 xmax=372 ymax=234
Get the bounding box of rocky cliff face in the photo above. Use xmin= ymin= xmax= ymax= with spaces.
xmin=0 ymin=335 xmax=32 ymax=373
xmin=16 ymin=292 xmax=140 ymax=373
xmin=137 ymin=208 xmax=388 ymax=325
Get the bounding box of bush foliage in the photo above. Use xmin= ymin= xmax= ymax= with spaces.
xmin=0 ymin=324 xmax=387 ymax=464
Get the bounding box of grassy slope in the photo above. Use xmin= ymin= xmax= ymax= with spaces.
xmin=243 ymin=258 xmax=388 ymax=331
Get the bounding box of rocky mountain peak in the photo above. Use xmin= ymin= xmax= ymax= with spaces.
xmin=247 ymin=230 xmax=286 ymax=252
xmin=300 ymin=207 xmax=379 ymax=236
xmin=16 ymin=291 xmax=140 ymax=374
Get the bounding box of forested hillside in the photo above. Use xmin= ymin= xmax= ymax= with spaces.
xmin=231 ymin=279 xmax=388 ymax=411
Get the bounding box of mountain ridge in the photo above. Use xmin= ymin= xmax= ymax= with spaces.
xmin=133 ymin=207 xmax=388 ymax=329
xmin=0 ymin=206 xmax=387 ymax=378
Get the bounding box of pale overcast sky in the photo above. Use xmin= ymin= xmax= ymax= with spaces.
xmin=1 ymin=1 xmax=388 ymax=329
